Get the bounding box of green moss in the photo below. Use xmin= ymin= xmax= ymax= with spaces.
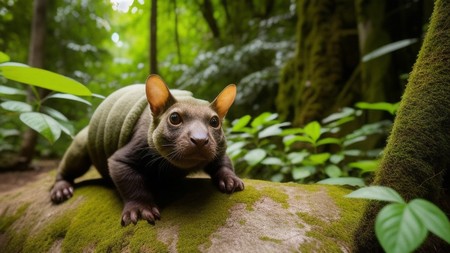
xmin=0 ymin=203 xmax=29 ymax=232
xmin=259 ymin=236 xmax=283 ymax=244
xmin=164 ymin=181 xmax=237 ymax=252
xmin=261 ymin=186 xmax=289 ymax=209
xmin=297 ymin=185 xmax=366 ymax=251
xmin=61 ymin=185 xmax=160 ymax=252
xmin=229 ymin=184 xmax=262 ymax=211
xmin=23 ymin=209 xmax=75 ymax=252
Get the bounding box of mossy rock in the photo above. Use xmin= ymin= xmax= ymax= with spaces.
xmin=0 ymin=170 xmax=365 ymax=252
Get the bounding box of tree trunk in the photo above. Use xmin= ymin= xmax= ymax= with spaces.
xmin=353 ymin=0 xmax=450 ymax=251
xmin=150 ymin=0 xmax=158 ymax=74
xmin=16 ymin=0 xmax=48 ymax=170
xmin=276 ymin=0 xmax=359 ymax=126
xmin=199 ymin=0 xmax=221 ymax=40
xmin=172 ymin=0 xmax=182 ymax=64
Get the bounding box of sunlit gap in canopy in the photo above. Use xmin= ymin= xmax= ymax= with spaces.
xmin=110 ymin=0 xmax=144 ymax=13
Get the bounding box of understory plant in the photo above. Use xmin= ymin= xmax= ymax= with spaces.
xmin=0 ymin=51 xmax=94 ymax=147
xmin=346 ymin=186 xmax=450 ymax=253
xmin=226 ymin=102 xmax=398 ymax=185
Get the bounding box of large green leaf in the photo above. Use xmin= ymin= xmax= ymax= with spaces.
xmin=251 ymin=112 xmax=278 ymax=128
xmin=0 ymin=63 xmax=91 ymax=96
xmin=231 ymin=115 xmax=251 ymax=132
xmin=376 ymin=203 xmax=427 ymax=253
xmin=243 ymin=148 xmax=267 ymax=166
xmin=0 ymin=101 xmax=32 ymax=112
xmin=0 ymin=85 xmax=27 ymax=95
xmin=303 ymin=121 xmax=321 ymax=142
xmin=0 ymin=51 xmax=10 ymax=63
xmin=356 ymin=102 xmax=399 ymax=115
xmin=19 ymin=112 xmax=61 ymax=143
xmin=346 ymin=186 xmax=405 ymax=204
xmin=409 ymin=199 xmax=450 ymax=244
xmin=44 ymin=93 xmax=92 ymax=106
xmin=317 ymin=177 xmax=365 ymax=187
xmin=362 ymin=38 xmax=418 ymax=62
xmin=258 ymin=122 xmax=290 ymax=138
xmin=292 ymin=166 xmax=313 ymax=180
xmin=348 ymin=160 xmax=379 ymax=173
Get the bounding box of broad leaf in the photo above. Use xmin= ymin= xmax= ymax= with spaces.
xmin=0 ymin=85 xmax=27 ymax=95
xmin=362 ymin=38 xmax=418 ymax=62
xmin=346 ymin=186 xmax=405 ymax=203
xmin=303 ymin=121 xmax=321 ymax=142
xmin=376 ymin=203 xmax=427 ymax=253
xmin=292 ymin=166 xmax=313 ymax=180
xmin=316 ymin=137 xmax=341 ymax=146
xmin=356 ymin=102 xmax=399 ymax=115
xmin=251 ymin=112 xmax=278 ymax=128
xmin=307 ymin=153 xmax=330 ymax=165
xmin=55 ymin=120 xmax=75 ymax=138
xmin=41 ymin=106 xmax=69 ymax=121
xmin=287 ymin=151 xmax=309 ymax=164
xmin=261 ymin=157 xmax=284 ymax=166
xmin=232 ymin=115 xmax=251 ymax=132
xmin=44 ymin=93 xmax=92 ymax=106
xmin=19 ymin=112 xmax=61 ymax=143
xmin=243 ymin=148 xmax=267 ymax=166
xmin=409 ymin=199 xmax=450 ymax=244
xmin=348 ymin=160 xmax=379 ymax=173
xmin=258 ymin=122 xmax=290 ymax=138
xmin=283 ymin=135 xmax=314 ymax=146
xmin=324 ymin=165 xmax=342 ymax=178
xmin=0 ymin=63 xmax=91 ymax=96
xmin=0 ymin=51 xmax=10 ymax=63
xmin=322 ymin=107 xmax=355 ymax=124
xmin=226 ymin=141 xmax=246 ymax=154
xmin=0 ymin=101 xmax=32 ymax=112
xmin=317 ymin=177 xmax=365 ymax=187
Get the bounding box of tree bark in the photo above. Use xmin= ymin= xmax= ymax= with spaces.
xmin=199 ymin=0 xmax=221 ymax=40
xmin=172 ymin=0 xmax=182 ymax=64
xmin=16 ymin=0 xmax=48 ymax=170
xmin=353 ymin=0 xmax=450 ymax=251
xmin=276 ymin=0 xmax=358 ymax=126
xmin=150 ymin=0 xmax=158 ymax=74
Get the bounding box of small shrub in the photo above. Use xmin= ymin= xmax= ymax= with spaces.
xmin=226 ymin=102 xmax=399 ymax=185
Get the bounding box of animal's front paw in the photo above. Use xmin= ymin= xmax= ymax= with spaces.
xmin=121 ymin=201 xmax=161 ymax=226
xmin=216 ymin=173 xmax=245 ymax=194
xmin=50 ymin=180 xmax=74 ymax=203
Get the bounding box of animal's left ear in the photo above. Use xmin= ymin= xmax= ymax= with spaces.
xmin=146 ymin=74 xmax=176 ymax=117
xmin=211 ymin=84 xmax=236 ymax=119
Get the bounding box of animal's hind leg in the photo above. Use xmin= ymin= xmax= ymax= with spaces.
xmin=50 ymin=127 xmax=91 ymax=203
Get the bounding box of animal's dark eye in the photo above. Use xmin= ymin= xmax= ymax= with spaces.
xmin=169 ymin=112 xmax=182 ymax=125
xmin=210 ymin=116 xmax=220 ymax=128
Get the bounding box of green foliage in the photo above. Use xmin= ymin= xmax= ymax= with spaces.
xmin=0 ymin=52 xmax=92 ymax=144
xmin=362 ymin=39 xmax=418 ymax=62
xmin=227 ymin=102 xmax=396 ymax=184
xmin=347 ymin=186 xmax=450 ymax=253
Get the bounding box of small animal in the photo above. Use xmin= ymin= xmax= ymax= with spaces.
xmin=50 ymin=75 xmax=244 ymax=226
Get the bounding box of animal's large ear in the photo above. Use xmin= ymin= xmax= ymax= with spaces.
xmin=211 ymin=84 xmax=236 ymax=119
xmin=146 ymin=75 xmax=176 ymax=116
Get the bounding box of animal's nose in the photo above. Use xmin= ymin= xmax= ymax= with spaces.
xmin=190 ymin=135 xmax=209 ymax=147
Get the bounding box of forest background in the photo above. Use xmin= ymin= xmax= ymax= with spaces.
xmin=0 ymin=0 xmax=433 ymax=184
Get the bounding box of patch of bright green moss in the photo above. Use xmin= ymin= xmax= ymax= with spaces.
xmin=259 ymin=236 xmax=283 ymax=244
xmin=0 ymin=203 xmax=29 ymax=232
xmin=23 ymin=209 xmax=76 ymax=252
xmin=297 ymin=185 xmax=366 ymax=251
xmin=261 ymin=186 xmax=289 ymax=209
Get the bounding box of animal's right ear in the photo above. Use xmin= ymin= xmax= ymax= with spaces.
xmin=145 ymin=75 xmax=176 ymax=117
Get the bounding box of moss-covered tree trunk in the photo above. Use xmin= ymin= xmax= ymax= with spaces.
xmin=355 ymin=0 xmax=395 ymax=116
xmin=353 ymin=0 xmax=450 ymax=251
xmin=277 ymin=0 xmax=359 ymax=126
